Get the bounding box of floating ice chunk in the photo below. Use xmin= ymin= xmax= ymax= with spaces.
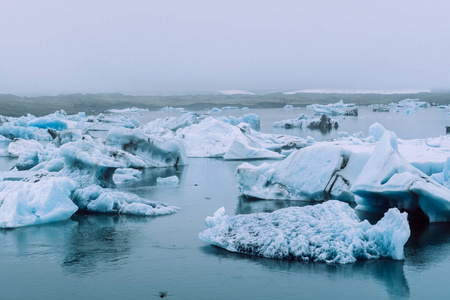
xmin=223 ymin=139 xmax=285 ymax=160
xmin=113 ymin=168 xmax=142 ymax=183
xmin=210 ymin=107 xmax=222 ymax=113
xmin=369 ymin=123 xmax=386 ymax=141
xmin=159 ymin=106 xmax=185 ymax=112
xmin=397 ymin=98 xmax=429 ymax=108
xmin=431 ymin=157 xmax=450 ymax=189
xmin=141 ymin=112 xmax=200 ymax=133
xmin=218 ymin=113 xmax=260 ymax=130
xmin=307 ymin=100 xmax=358 ymax=116
xmin=0 ymin=177 xmax=78 ymax=228
xmin=156 ymin=175 xmax=179 ymax=185
xmin=283 ymin=105 xmax=294 ymax=109
xmin=199 ymin=201 xmax=410 ymax=263
xmin=242 ymin=107 xmax=249 ymax=111
xmin=7 ymin=138 xmax=44 ymax=158
xmin=273 ymin=114 xmax=338 ymax=131
xmin=73 ymin=185 xmax=178 ymax=216
xmin=0 ymin=122 xmax=52 ymax=141
xmin=351 ymin=131 xmax=450 ymax=222
xmin=14 ymin=149 xmax=40 ymax=170
xmin=221 ymin=106 xmax=238 ymax=110
xmin=82 ymin=114 xmax=140 ymax=131
xmin=105 ymin=127 xmax=187 ymax=168
xmin=28 ymin=117 xmax=68 ymax=131
xmin=108 ymin=107 xmax=149 ymax=113
xmin=237 ymin=145 xmax=370 ymax=202
xmin=176 ymin=117 xmax=303 ymax=159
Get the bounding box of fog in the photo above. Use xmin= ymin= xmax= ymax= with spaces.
xmin=1 ymin=0 xmax=449 ymax=96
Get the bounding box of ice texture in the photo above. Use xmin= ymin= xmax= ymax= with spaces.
xmin=218 ymin=113 xmax=261 ymax=130
xmin=351 ymin=131 xmax=450 ymax=222
xmin=199 ymin=201 xmax=410 ymax=263
xmin=105 ymin=127 xmax=187 ymax=168
xmin=156 ymin=175 xmax=179 ymax=185
xmin=0 ymin=177 xmax=78 ymax=228
xmin=176 ymin=117 xmax=305 ymax=159
xmin=307 ymin=100 xmax=358 ymax=116
xmin=237 ymin=125 xmax=450 ymax=222
xmin=107 ymin=107 xmax=149 ymax=113
xmin=73 ymin=185 xmax=178 ymax=216
xmin=237 ymin=145 xmax=370 ymax=201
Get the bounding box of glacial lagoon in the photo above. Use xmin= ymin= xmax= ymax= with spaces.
xmin=0 ymin=106 xmax=449 ymax=299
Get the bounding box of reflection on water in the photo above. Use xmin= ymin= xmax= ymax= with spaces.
xmin=236 ymin=196 xmax=317 ymax=215
xmin=405 ymin=222 xmax=450 ymax=271
xmin=118 ymin=165 xmax=183 ymax=190
xmin=201 ymin=245 xmax=410 ymax=299
xmin=62 ymin=214 xmax=149 ymax=275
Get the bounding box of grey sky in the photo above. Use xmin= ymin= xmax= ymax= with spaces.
xmin=1 ymin=0 xmax=449 ymax=95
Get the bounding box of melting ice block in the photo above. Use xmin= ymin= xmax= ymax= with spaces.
xmin=237 ymin=145 xmax=370 ymax=201
xmin=199 ymin=201 xmax=410 ymax=264
xmin=73 ymin=185 xmax=178 ymax=216
xmin=156 ymin=175 xmax=179 ymax=185
xmin=351 ymin=131 xmax=450 ymax=222
xmin=0 ymin=177 xmax=78 ymax=228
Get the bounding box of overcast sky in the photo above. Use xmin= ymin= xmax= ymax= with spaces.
xmin=1 ymin=0 xmax=449 ymax=96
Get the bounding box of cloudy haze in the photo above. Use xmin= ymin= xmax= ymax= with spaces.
xmin=1 ymin=0 xmax=449 ymax=96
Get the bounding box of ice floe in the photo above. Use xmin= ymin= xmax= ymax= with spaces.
xmin=307 ymin=100 xmax=358 ymax=116
xmin=274 ymin=114 xmax=339 ymax=132
xmin=156 ymin=175 xmax=179 ymax=185
xmin=0 ymin=177 xmax=78 ymax=228
xmin=237 ymin=125 xmax=450 ymax=222
xmin=199 ymin=201 xmax=410 ymax=263
xmin=175 ymin=117 xmax=304 ymax=159
xmin=107 ymin=107 xmax=149 ymax=113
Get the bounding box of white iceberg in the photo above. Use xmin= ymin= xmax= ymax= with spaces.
xmin=73 ymin=185 xmax=178 ymax=216
xmin=351 ymin=131 xmax=450 ymax=222
xmin=237 ymin=145 xmax=370 ymax=201
xmin=273 ymin=114 xmax=338 ymax=131
xmin=105 ymin=127 xmax=187 ymax=168
xmin=217 ymin=113 xmax=260 ymax=131
xmin=107 ymin=107 xmax=149 ymax=113
xmin=141 ymin=112 xmax=199 ymax=133
xmin=156 ymin=175 xmax=179 ymax=185
xmin=0 ymin=177 xmax=78 ymax=228
xmin=237 ymin=125 xmax=450 ymax=222
xmin=113 ymin=168 xmax=142 ymax=183
xmin=199 ymin=201 xmax=410 ymax=264
xmin=307 ymin=100 xmax=358 ymax=116
xmin=175 ymin=117 xmax=305 ymax=159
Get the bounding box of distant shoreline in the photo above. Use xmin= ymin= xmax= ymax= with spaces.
xmin=1 ymin=92 xmax=450 ymax=117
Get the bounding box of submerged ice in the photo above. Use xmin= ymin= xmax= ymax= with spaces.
xmin=199 ymin=201 xmax=410 ymax=264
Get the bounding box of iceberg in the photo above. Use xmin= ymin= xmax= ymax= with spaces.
xmin=107 ymin=107 xmax=149 ymax=113
xmin=141 ymin=112 xmax=200 ymax=133
xmin=176 ymin=117 xmax=305 ymax=159
xmin=217 ymin=113 xmax=260 ymax=131
xmin=105 ymin=127 xmax=187 ymax=168
xmin=59 ymin=138 xmax=179 ymax=216
xmin=307 ymin=100 xmax=358 ymax=116
xmin=237 ymin=145 xmax=370 ymax=201
xmin=199 ymin=201 xmax=410 ymax=264
xmin=113 ymin=168 xmax=142 ymax=183
xmin=351 ymin=131 xmax=450 ymax=222
xmin=0 ymin=177 xmax=78 ymax=228
xmin=156 ymin=175 xmax=179 ymax=185
xmin=72 ymin=185 xmax=178 ymax=216
xmin=237 ymin=125 xmax=450 ymax=222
